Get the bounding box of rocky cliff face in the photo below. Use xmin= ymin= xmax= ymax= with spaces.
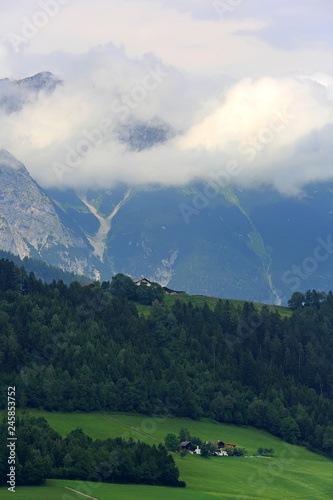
xmin=0 ymin=150 xmax=103 ymax=278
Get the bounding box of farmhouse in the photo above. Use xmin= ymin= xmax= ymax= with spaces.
xmin=133 ymin=277 xmax=152 ymax=286
xmin=163 ymin=286 xmax=186 ymax=295
xmin=216 ymin=441 xmax=238 ymax=448
xmin=215 ymin=449 xmax=228 ymax=456
xmin=179 ymin=441 xmax=191 ymax=451
xmin=133 ymin=277 xmax=185 ymax=295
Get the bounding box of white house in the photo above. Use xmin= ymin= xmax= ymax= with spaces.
xmin=215 ymin=449 xmax=228 ymax=456
xmin=133 ymin=277 xmax=152 ymax=287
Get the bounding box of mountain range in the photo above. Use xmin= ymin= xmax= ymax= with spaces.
xmin=1 ymin=72 xmax=333 ymax=304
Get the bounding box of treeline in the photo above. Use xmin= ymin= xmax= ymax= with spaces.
xmin=0 ymin=261 xmax=333 ymax=458
xmin=103 ymin=273 xmax=165 ymax=305
xmin=0 ymin=250 xmax=90 ymax=286
xmin=0 ymin=415 xmax=184 ymax=487
xmin=288 ymin=290 xmax=327 ymax=309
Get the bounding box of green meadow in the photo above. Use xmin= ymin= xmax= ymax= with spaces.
xmin=2 ymin=410 xmax=331 ymax=499
xmin=0 ymin=480 xmax=215 ymax=499
xmin=135 ymin=293 xmax=292 ymax=317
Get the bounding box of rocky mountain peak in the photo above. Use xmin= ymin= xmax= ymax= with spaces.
xmin=0 ymin=149 xmax=28 ymax=173
xmin=0 ymin=71 xmax=62 ymax=114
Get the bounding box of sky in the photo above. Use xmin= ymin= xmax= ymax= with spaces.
xmin=0 ymin=0 xmax=333 ymax=194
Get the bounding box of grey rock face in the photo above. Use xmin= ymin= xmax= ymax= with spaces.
xmin=118 ymin=117 xmax=176 ymax=151
xmin=0 ymin=150 xmax=100 ymax=278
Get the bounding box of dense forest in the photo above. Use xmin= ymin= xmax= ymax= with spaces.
xmin=0 ymin=259 xmax=333 ymax=459
xmin=0 ymin=415 xmax=184 ymax=487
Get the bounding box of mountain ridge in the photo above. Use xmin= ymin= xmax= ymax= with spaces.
xmin=0 ymin=149 xmax=106 ymax=279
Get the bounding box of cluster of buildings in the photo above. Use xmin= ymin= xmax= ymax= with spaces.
xmin=179 ymin=440 xmax=238 ymax=456
xmin=82 ymin=277 xmax=186 ymax=295
xmin=133 ymin=277 xmax=185 ymax=295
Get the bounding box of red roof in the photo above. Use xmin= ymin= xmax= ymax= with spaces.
xmin=216 ymin=440 xmax=238 ymax=447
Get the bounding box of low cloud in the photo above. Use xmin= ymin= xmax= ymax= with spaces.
xmin=1 ymin=44 xmax=333 ymax=195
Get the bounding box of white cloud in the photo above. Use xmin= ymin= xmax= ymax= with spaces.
xmin=1 ymin=46 xmax=333 ymax=196
xmin=1 ymin=1 xmax=333 ymax=195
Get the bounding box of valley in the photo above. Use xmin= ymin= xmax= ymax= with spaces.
xmin=1 ymin=3 xmax=333 ymax=498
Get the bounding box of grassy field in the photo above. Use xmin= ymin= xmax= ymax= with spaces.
xmin=0 ymin=480 xmax=216 ymax=499
xmin=3 ymin=410 xmax=331 ymax=499
xmin=15 ymin=409 xmax=295 ymax=454
xmin=134 ymin=294 xmax=292 ymax=318
xmin=0 ymin=482 xmax=84 ymax=499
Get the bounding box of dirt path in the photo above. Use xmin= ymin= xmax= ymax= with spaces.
xmin=55 ymin=483 xmax=99 ymax=499
xmin=100 ymin=413 xmax=163 ymax=443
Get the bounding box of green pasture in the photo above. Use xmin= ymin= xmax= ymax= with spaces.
xmin=0 ymin=480 xmax=215 ymax=499
xmin=135 ymin=293 xmax=292 ymax=317
xmin=5 ymin=410 xmax=331 ymax=499
xmin=0 ymin=482 xmax=81 ymax=499
xmin=17 ymin=409 xmax=294 ymax=455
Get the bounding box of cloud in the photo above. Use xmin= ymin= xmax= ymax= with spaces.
xmin=1 ymin=44 xmax=333 ymax=196
xmin=1 ymin=1 xmax=333 ymax=196
xmin=177 ymin=75 xmax=333 ymax=192
xmin=2 ymin=0 xmax=333 ymax=80
xmin=0 ymin=45 xmax=218 ymax=184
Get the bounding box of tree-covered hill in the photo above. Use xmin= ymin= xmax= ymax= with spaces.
xmin=0 ymin=250 xmax=90 ymax=286
xmin=0 ymin=260 xmax=332 ymax=458
xmin=0 ymin=415 xmax=184 ymax=487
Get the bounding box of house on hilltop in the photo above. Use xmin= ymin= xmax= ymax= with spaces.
xmin=133 ymin=277 xmax=152 ymax=286
xmin=163 ymin=286 xmax=185 ymax=295
xmin=133 ymin=277 xmax=185 ymax=295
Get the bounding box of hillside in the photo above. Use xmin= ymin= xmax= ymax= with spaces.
xmin=46 ymin=182 xmax=333 ymax=305
xmin=0 ymin=261 xmax=332 ymax=460
xmin=0 ymin=150 xmax=107 ymax=279
xmin=0 ymin=250 xmax=90 ymax=286
xmin=1 ymin=411 xmax=332 ymax=499
xmin=2 ymin=146 xmax=333 ymax=304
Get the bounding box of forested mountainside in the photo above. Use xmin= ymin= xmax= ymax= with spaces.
xmin=0 ymin=250 xmax=90 ymax=286
xmin=0 ymin=259 xmax=332 ymax=458
xmin=4 ymin=144 xmax=333 ymax=305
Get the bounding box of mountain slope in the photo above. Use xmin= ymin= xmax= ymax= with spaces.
xmin=3 ymin=148 xmax=333 ymax=304
xmin=46 ymin=181 xmax=333 ymax=304
xmin=0 ymin=150 xmax=107 ymax=279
